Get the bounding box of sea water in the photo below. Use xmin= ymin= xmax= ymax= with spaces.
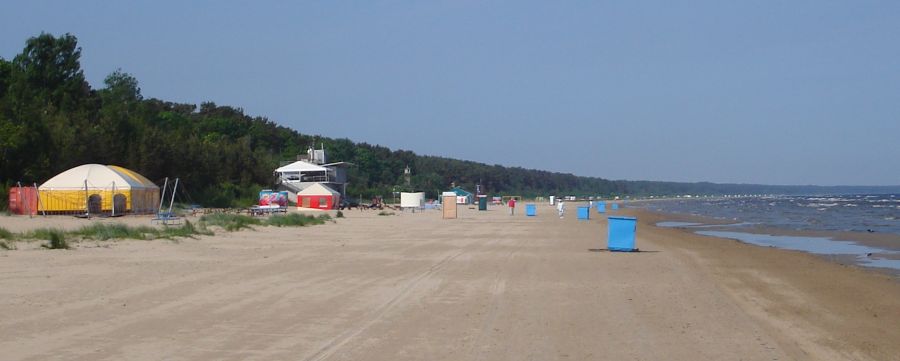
xmin=645 ymin=194 xmax=900 ymax=234
xmin=642 ymin=194 xmax=900 ymax=272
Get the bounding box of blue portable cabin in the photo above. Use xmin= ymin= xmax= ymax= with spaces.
xmin=607 ymin=216 xmax=637 ymax=251
xmin=596 ymin=201 xmax=606 ymax=213
xmin=525 ymin=203 xmax=536 ymax=216
xmin=577 ymin=206 xmax=590 ymax=220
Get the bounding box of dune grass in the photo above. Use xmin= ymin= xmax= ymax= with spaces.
xmin=1 ymin=211 xmax=332 ymax=250
xmin=0 ymin=226 xmax=13 ymax=239
xmin=199 ymin=212 xmax=333 ymax=230
xmin=266 ymin=213 xmax=330 ymax=227
xmin=29 ymin=228 xmax=69 ymax=249
xmin=71 ymin=221 xmax=212 ymax=241
xmin=199 ymin=213 xmax=262 ymax=231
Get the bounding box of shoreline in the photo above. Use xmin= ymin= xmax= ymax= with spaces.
xmin=626 ymin=201 xmax=900 ymax=275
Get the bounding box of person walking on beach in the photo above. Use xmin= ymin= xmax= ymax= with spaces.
xmin=508 ymin=198 xmax=516 ymax=216
xmin=557 ymin=200 xmax=566 ymax=218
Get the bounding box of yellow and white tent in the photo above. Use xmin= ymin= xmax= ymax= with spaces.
xmin=38 ymin=164 xmax=160 ymax=214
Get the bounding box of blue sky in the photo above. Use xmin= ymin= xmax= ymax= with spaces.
xmin=2 ymin=1 xmax=898 ymax=186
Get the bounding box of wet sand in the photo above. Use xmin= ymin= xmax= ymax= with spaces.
xmin=1 ymin=204 xmax=899 ymax=360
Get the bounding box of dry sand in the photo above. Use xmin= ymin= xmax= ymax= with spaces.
xmin=1 ymin=204 xmax=899 ymax=360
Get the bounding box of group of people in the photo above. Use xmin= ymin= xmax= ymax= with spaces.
xmin=506 ymin=198 xmax=568 ymax=218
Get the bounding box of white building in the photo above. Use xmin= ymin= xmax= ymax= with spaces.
xmin=274 ymin=146 xmax=351 ymax=203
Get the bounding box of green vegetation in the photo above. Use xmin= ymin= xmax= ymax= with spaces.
xmin=199 ymin=213 xmax=262 ymax=231
xmin=70 ymin=221 xmax=211 ymax=240
xmin=37 ymin=229 xmax=68 ymax=249
xmin=266 ymin=213 xmax=331 ymax=227
xmin=0 ymin=226 xmax=13 ymax=239
xmin=0 ymin=211 xmax=333 ymax=250
xmin=335 ymin=210 xmax=344 ymax=218
xmin=378 ymin=211 xmax=395 ymax=216
xmin=3 ymin=32 xmax=896 ymax=207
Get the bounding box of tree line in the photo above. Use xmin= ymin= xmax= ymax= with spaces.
xmin=2 ymin=33 xmax=896 ymax=209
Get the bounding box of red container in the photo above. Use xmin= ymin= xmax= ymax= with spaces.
xmin=8 ymin=187 xmax=38 ymax=215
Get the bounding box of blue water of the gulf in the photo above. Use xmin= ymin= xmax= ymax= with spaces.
xmin=643 ymin=194 xmax=900 ymax=272
xmin=643 ymin=194 xmax=900 ymax=234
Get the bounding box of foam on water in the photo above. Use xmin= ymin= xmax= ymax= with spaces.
xmin=638 ymin=194 xmax=900 ymax=234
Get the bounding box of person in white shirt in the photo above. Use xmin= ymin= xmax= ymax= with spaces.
xmin=557 ymin=200 xmax=566 ymax=218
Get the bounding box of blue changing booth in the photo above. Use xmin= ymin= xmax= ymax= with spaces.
xmin=607 ymin=216 xmax=637 ymax=251
xmin=611 ymin=203 xmax=619 ymax=211
xmin=596 ymin=202 xmax=606 ymax=213
xmin=577 ymin=206 xmax=590 ymax=220
xmin=525 ymin=203 xmax=536 ymax=216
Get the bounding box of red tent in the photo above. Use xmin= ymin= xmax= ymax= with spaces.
xmin=296 ymin=183 xmax=341 ymax=210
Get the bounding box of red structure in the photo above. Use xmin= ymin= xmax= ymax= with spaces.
xmin=296 ymin=183 xmax=340 ymax=210
xmin=8 ymin=187 xmax=39 ymax=215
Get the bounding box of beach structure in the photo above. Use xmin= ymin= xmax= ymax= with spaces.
xmin=607 ymin=216 xmax=638 ymax=251
xmin=442 ymin=193 xmax=457 ymax=219
xmin=596 ymin=201 xmax=606 ymax=213
xmin=259 ymin=190 xmax=289 ymax=207
xmin=477 ymin=195 xmax=488 ymax=211
xmin=448 ymin=187 xmax=473 ymax=204
xmin=36 ymin=164 xmax=159 ymax=215
xmin=577 ymin=206 xmax=590 ymax=220
xmin=296 ymin=183 xmax=341 ymax=210
xmin=400 ymin=192 xmax=425 ymax=211
xmin=274 ymin=146 xmax=351 ymax=202
xmin=7 ymin=184 xmax=39 ymax=215
xmin=526 ymin=203 xmax=536 ymax=216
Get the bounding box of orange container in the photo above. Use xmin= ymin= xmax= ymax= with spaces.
xmin=8 ymin=187 xmax=38 ymax=215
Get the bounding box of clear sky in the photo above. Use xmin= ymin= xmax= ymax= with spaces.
xmin=2 ymin=1 xmax=898 ymax=186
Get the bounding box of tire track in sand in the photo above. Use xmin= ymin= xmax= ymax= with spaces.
xmin=301 ymin=249 xmax=467 ymax=361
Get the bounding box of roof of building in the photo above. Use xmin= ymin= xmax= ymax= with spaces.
xmin=297 ymin=183 xmax=340 ymax=196
xmin=275 ymin=160 xmax=327 ymax=173
xmin=450 ymin=187 xmax=473 ymax=196
xmin=39 ymin=164 xmax=158 ymax=190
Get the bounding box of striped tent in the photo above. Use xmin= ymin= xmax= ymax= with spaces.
xmin=38 ymin=164 xmax=160 ymax=214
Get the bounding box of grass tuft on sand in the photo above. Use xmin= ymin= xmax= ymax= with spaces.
xmin=72 ymin=221 xmax=213 ymax=241
xmin=0 ymin=226 xmax=13 ymax=239
xmin=266 ymin=213 xmax=330 ymax=227
xmin=38 ymin=229 xmax=68 ymax=249
xmin=199 ymin=214 xmax=262 ymax=231
xmin=2 ymin=212 xmax=332 ymax=250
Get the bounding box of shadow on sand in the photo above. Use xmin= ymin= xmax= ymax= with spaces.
xmin=587 ymin=248 xmax=659 ymax=253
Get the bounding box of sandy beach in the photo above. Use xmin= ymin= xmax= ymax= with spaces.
xmin=1 ymin=204 xmax=899 ymax=361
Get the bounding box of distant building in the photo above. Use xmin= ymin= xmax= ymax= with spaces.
xmin=274 ymin=146 xmax=352 ymax=207
xmin=296 ymin=183 xmax=341 ymax=210
xmin=448 ymin=186 xmax=473 ymax=204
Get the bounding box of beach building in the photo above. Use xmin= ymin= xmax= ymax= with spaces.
xmin=36 ymin=164 xmax=160 ymax=214
xmin=274 ymin=146 xmax=351 ymax=204
xmin=448 ymin=186 xmax=474 ymax=204
xmin=295 ymin=183 xmax=341 ymax=210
